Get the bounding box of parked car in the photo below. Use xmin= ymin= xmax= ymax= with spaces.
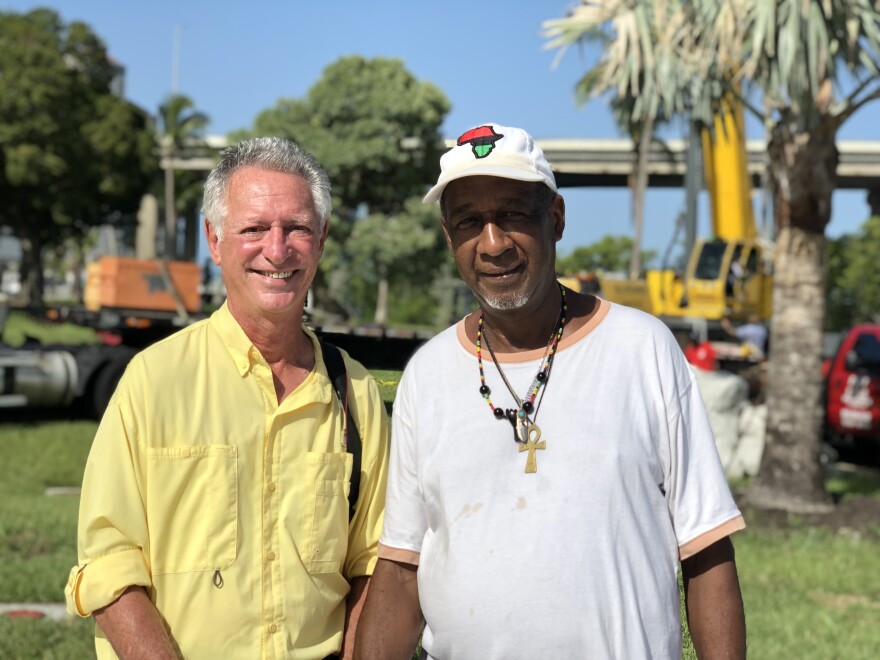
xmin=823 ymin=324 xmax=880 ymax=460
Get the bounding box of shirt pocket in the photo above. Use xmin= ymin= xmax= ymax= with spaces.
xmin=302 ymin=451 xmax=352 ymax=574
xmin=144 ymin=445 xmax=238 ymax=575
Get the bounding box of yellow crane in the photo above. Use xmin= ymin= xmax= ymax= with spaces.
xmin=599 ymin=96 xmax=773 ymax=323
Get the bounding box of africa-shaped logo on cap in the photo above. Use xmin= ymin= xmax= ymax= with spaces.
xmin=457 ymin=125 xmax=504 ymax=159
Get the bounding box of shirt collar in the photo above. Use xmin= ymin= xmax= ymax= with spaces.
xmin=211 ymin=302 xmax=257 ymax=376
xmin=209 ymin=303 xmax=335 ymax=405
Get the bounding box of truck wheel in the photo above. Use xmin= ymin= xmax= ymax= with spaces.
xmin=89 ymin=356 xmax=130 ymax=418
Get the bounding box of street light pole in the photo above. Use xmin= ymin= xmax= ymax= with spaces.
xmin=164 ymin=25 xmax=183 ymax=259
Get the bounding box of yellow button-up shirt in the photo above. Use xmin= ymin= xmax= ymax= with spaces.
xmin=65 ymin=303 xmax=389 ymax=659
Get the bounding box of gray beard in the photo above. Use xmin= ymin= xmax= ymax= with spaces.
xmin=479 ymin=290 xmax=530 ymax=311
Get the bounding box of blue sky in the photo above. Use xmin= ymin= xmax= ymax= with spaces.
xmin=8 ymin=0 xmax=879 ymax=259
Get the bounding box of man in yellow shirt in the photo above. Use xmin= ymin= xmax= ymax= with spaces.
xmin=65 ymin=137 xmax=389 ymax=659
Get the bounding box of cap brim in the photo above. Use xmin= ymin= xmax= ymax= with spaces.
xmin=423 ymin=165 xmax=548 ymax=204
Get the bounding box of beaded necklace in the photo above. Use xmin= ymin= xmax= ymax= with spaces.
xmin=476 ymin=284 xmax=567 ymax=459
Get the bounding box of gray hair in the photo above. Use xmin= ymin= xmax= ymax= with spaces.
xmin=203 ymin=137 xmax=332 ymax=240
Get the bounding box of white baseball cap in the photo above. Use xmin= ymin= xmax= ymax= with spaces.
xmin=423 ymin=123 xmax=558 ymax=204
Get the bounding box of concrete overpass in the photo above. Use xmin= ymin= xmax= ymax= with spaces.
xmin=168 ymin=136 xmax=880 ymax=190
xmin=541 ymin=138 xmax=880 ymax=190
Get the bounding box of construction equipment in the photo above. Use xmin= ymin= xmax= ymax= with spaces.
xmin=600 ymin=96 xmax=772 ymax=328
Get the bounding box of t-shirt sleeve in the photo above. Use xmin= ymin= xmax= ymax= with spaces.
xmin=65 ymin=368 xmax=152 ymax=617
xmin=377 ymin=367 xmax=427 ymax=565
xmin=664 ymin=360 xmax=745 ymax=560
xmin=343 ymin=359 xmax=390 ymax=579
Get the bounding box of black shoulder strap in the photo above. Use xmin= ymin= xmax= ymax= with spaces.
xmin=320 ymin=340 xmax=362 ymax=522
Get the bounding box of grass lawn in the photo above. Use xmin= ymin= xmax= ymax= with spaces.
xmin=0 ymin=616 xmax=95 ymax=660
xmin=370 ymin=368 xmax=401 ymax=413
xmin=3 ymin=378 xmax=880 ymax=658
xmin=0 ymin=416 xmax=97 ymax=658
xmin=0 ymin=418 xmax=94 ymax=603
xmin=1 ymin=310 xmax=98 ymax=347
xmin=735 ymin=522 xmax=880 ymax=659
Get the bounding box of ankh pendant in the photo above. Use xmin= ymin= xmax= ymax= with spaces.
xmin=518 ymin=424 xmax=545 ymax=473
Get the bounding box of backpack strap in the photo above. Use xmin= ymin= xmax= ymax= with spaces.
xmin=320 ymin=340 xmax=361 ymax=522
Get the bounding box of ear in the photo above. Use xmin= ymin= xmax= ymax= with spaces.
xmin=205 ymin=218 xmax=222 ymax=266
xmin=551 ymin=193 xmax=566 ymax=242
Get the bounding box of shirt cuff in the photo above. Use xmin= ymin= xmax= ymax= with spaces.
xmin=65 ymin=547 xmax=152 ymax=617
xmin=377 ymin=543 xmax=421 ymax=566
xmin=679 ymin=515 xmax=746 ymax=560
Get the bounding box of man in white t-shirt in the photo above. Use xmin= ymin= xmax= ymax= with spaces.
xmin=355 ymin=124 xmax=746 ymax=660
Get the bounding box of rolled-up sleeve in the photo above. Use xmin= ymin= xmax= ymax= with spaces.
xmin=65 ymin=379 xmax=152 ymax=617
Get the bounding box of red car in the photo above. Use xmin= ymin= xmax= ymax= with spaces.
xmin=824 ymin=324 xmax=880 ymax=456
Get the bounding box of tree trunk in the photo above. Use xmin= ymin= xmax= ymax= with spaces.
xmin=374 ymin=273 xmax=389 ymax=326
xmin=749 ymin=226 xmax=832 ymax=512
xmin=18 ymin=224 xmax=45 ymax=308
xmin=164 ymin=150 xmax=177 ymax=260
xmin=629 ymin=116 xmax=653 ymax=279
xmin=747 ymin=123 xmax=838 ymax=513
xmin=71 ymin=241 xmax=84 ymax=304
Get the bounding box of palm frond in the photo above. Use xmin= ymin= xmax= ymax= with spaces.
xmin=546 ymin=0 xmax=880 ymax=133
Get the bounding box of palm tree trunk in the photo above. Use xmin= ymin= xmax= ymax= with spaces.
xmin=629 ymin=116 xmax=653 ymax=279
xmin=164 ymin=149 xmax=177 ymax=260
xmin=748 ymin=124 xmax=838 ymax=513
xmin=749 ymin=226 xmax=832 ymax=512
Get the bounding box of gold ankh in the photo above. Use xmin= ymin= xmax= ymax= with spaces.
xmin=518 ymin=425 xmax=545 ymax=474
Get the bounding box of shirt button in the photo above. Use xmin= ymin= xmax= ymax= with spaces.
xmin=267 ymin=482 xmax=276 ymax=492
xmin=268 ymin=551 xmax=276 ymax=561
xmin=268 ymin=623 xmax=277 ymax=634
xmin=181 ymin=449 xmax=191 ymax=458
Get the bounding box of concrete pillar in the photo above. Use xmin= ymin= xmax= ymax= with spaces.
xmin=182 ymin=207 xmax=199 ymax=262
xmin=135 ymin=193 xmax=159 ymax=259
xmin=867 ymin=185 xmax=880 ymax=217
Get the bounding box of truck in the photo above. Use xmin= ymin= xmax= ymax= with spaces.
xmin=1 ymin=256 xmax=202 ymax=417
xmin=823 ymin=324 xmax=880 ymax=460
xmin=598 ymin=95 xmax=773 ymax=363
xmin=1 ymin=255 xmax=428 ymax=417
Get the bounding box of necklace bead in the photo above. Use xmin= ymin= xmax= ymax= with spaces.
xmin=476 ymin=283 xmax=567 ymax=430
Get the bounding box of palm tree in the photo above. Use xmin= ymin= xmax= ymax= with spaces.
xmin=544 ymin=0 xmax=880 ymax=513
xmin=546 ymin=2 xmax=680 ymax=278
xmin=157 ymin=94 xmax=209 ymax=260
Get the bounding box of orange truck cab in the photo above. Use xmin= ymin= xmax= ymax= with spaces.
xmin=824 ymin=324 xmax=880 ymax=455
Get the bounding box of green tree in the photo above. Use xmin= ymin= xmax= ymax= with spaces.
xmin=157 ymin=94 xmax=210 ymax=260
xmin=244 ymin=56 xmax=451 ymax=323
xmin=825 ymin=233 xmax=855 ymax=331
xmin=0 ymin=8 xmax=156 ymax=305
xmin=557 ymin=235 xmax=657 ymax=275
xmin=838 ymin=215 xmax=880 ymax=324
xmin=545 ymin=1 xmax=880 ymax=512
xmin=348 ymin=198 xmax=449 ymax=325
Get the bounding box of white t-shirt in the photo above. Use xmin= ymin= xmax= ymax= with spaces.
xmin=380 ymin=300 xmax=744 ymax=660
